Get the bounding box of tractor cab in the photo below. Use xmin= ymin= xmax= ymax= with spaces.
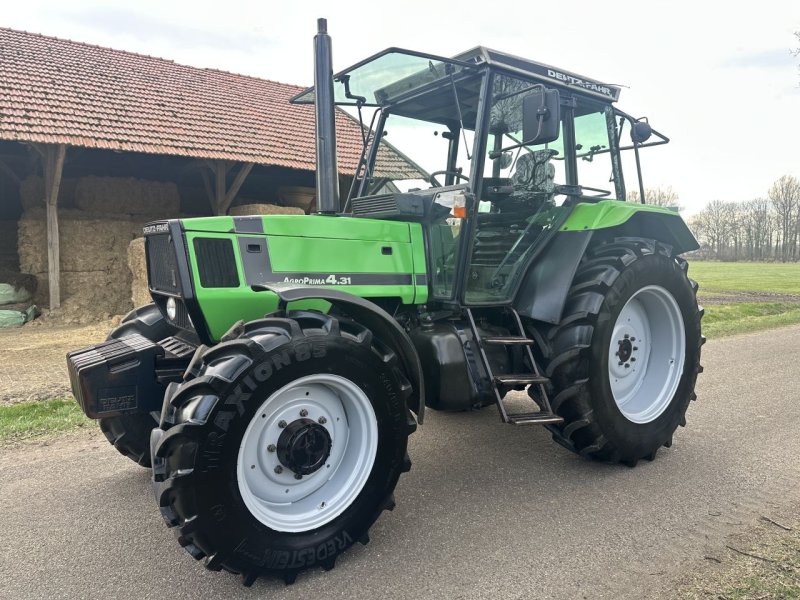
xmin=293 ymin=47 xmax=668 ymax=306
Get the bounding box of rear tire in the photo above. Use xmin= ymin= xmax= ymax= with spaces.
xmin=151 ymin=311 xmax=414 ymax=585
xmin=98 ymin=304 xmax=175 ymax=468
xmin=538 ymin=239 xmax=704 ymax=466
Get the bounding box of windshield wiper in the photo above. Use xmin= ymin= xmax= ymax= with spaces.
xmin=447 ymin=66 xmax=471 ymax=161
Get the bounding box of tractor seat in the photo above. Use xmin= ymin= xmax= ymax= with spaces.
xmin=508 ymin=149 xmax=557 ymax=208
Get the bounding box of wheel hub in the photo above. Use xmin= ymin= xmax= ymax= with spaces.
xmin=616 ymin=337 xmax=634 ymax=363
xmin=276 ymin=418 xmax=332 ymax=476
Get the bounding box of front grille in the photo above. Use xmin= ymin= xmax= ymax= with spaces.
xmin=146 ymin=233 xmax=180 ymax=294
xmin=193 ymin=238 xmax=239 ymax=288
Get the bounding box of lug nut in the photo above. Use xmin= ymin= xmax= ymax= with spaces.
xmin=624 ymin=334 xmax=629 ymax=339
xmin=300 ymin=409 xmax=308 ymax=417
xmin=278 ymin=420 xmax=287 ymax=428
xmin=631 ymin=337 xmax=636 ymax=341
xmin=624 ymin=364 xmax=630 ymax=369
xmin=618 ymin=361 xmax=624 ymax=366
xmin=633 ymin=346 xmax=638 ymax=351
xmin=267 ymin=444 xmax=276 ymax=453
xmin=274 ymin=465 xmax=283 ymax=474
xmin=294 ymin=473 xmax=303 ymax=480
xmin=630 ymin=357 xmax=636 ymax=362
xmin=318 ymin=416 xmax=327 ymax=424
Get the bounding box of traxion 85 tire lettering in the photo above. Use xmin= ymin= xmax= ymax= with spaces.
xmin=151 ymin=311 xmax=414 ymax=586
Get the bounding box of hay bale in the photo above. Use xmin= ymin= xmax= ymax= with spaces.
xmin=0 ymin=221 xmax=19 ymax=272
xmin=36 ymin=270 xmax=133 ymax=319
xmin=75 ymin=176 xmax=180 ymax=215
xmin=19 ymin=177 xmax=77 ymax=211
xmin=128 ymin=237 xmax=151 ymax=307
xmin=229 ymin=203 xmax=305 ymax=216
xmin=18 ymin=209 xmax=144 ymax=274
xmin=278 ymin=186 xmax=315 ymax=211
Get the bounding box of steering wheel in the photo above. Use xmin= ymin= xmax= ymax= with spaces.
xmin=428 ymin=170 xmax=470 ymax=187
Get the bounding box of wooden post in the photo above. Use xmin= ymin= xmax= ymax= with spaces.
xmin=214 ymin=161 xmax=227 ymax=214
xmin=40 ymin=144 xmax=67 ymax=309
xmin=220 ymin=162 xmax=254 ymax=215
xmin=202 ymin=161 xmax=254 ymax=215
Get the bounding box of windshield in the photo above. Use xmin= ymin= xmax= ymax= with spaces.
xmin=355 ymin=72 xmax=483 ymax=196
xmin=292 ymin=49 xmax=474 ymax=106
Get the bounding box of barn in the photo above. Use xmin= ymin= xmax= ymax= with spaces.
xmin=0 ymin=27 xmax=420 ymax=321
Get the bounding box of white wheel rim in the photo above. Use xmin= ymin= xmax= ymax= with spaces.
xmin=237 ymin=374 xmax=378 ymax=533
xmin=608 ymin=285 xmax=685 ymax=424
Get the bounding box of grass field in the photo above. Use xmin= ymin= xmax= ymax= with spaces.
xmin=690 ymin=261 xmax=800 ymax=295
xmin=690 ymin=261 xmax=800 ymax=338
xmin=0 ymin=398 xmax=90 ymax=444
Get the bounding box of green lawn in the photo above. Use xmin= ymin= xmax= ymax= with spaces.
xmin=689 ymin=261 xmax=800 ymax=294
xmin=0 ymin=398 xmax=91 ymax=444
xmin=689 ymin=261 xmax=800 ymax=337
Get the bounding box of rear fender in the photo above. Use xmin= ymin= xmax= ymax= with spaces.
xmin=515 ymin=206 xmax=699 ymax=326
xmin=252 ymin=283 xmax=424 ymax=423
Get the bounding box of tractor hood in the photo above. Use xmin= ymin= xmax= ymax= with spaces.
xmin=164 ymin=215 xmax=413 ymax=243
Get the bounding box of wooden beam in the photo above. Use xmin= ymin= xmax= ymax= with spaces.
xmin=40 ymin=144 xmax=67 ymax=309
xmin=220 ymin=162 xmax=254 ymax=214
xmin=199 ymin=167 xmax=214 ymax=207
xmin=0 ymin=158 xmax=21 ymax=185
xmin=213 ymin=161 xmax=228 ymax=215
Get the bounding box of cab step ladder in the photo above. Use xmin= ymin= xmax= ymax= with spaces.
xmin=465 ymin=308 xmax=564 ymax=426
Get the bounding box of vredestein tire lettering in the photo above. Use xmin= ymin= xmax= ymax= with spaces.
xmin=151 ymin=310 xmax=413 ymax=585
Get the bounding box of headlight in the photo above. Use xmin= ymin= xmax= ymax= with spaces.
xmin=166 ymin=297 xmax=177 ymax=320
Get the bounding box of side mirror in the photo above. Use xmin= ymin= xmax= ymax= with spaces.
xmin=522 ymin=87 xmax=560 ymax=145
xmin=631 ymin=120 xmax=652 ymax=144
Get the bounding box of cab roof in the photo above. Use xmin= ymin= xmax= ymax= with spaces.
xmin=291 ymin=46 xmax=620 ymax=107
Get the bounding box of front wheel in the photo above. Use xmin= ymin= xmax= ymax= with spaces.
xmin=539 ymin=239 xmax=704 ymax=466
xmin=151 ymin=311 xmax=414 ymax=585
xmin=98 ymin=304 xmax=176 ymax=467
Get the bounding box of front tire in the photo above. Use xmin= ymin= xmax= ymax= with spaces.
xmin=151 ymin=311 xmax=414 ymax=585
xmin=99 ymin=304 xmax=176 ymax=467
xmin=539 ymin=239 xmax=704 ymax=466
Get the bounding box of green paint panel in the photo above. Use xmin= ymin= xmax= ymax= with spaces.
xmin=181 ymin=216 xmax=236 ymax=233
xmin=409 ymin=224 xmax=429 ymax=304
xmin=268 ymin=237 xmax=415 ymax=272
xmin=263 ymin=215 xmax=412 ymax=242
xmin=560 ymin=201 xmax=679 ymax=231
xmin=559 ymin=200 xmax=698 ymax=253
xmin=183 ymin=217 xmax=430 ymax=340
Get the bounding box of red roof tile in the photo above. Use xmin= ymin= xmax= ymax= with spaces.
xmin=0 ymin=28 xmax=421 ymax=178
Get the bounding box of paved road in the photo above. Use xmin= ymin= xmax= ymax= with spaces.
xmin=2 ymin=325 xmax=800 ymax=600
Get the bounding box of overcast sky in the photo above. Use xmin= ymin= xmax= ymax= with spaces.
xmin=4 ymin=1 xmax=799 ymax=214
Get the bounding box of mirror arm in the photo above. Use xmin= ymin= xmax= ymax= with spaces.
xmin=633 ymin=139 xmax=646 ymax=204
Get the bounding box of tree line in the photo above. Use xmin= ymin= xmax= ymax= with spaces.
xmin=628 ymin=176 xmax=800 ymax=262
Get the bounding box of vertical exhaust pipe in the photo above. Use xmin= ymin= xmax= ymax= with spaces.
xmin=314 ymin=18 xmax=340 ymax=214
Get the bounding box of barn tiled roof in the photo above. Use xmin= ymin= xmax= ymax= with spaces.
xmin=0 ymin=27 xmax=422 ymax=178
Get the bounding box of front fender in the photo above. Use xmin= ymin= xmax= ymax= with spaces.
xmin=252 ymin=283 xmax=424 ymax=424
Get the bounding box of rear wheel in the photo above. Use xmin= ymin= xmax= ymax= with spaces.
xmin=538 ymin=239 xmax=704 ymax=466
xmin=151 ymin=311 xmax=414 ymax=585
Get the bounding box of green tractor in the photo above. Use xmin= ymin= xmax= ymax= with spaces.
xmin=67 ymin=19 xmax=703 ymax=586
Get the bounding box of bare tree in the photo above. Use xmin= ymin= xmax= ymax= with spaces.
xmin=690 ymin=199 xmax=731 ymax=257
xmin=626 ymin=185 xmax=683 ymax=211
xmin=769 ymin=175 xmax=800 ymax=261
xmin=740 ymin=198 xmax=771 ymax=260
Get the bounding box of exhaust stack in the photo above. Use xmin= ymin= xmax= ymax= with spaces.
xmin=313 ymin=18 xmax=340 ymax=214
